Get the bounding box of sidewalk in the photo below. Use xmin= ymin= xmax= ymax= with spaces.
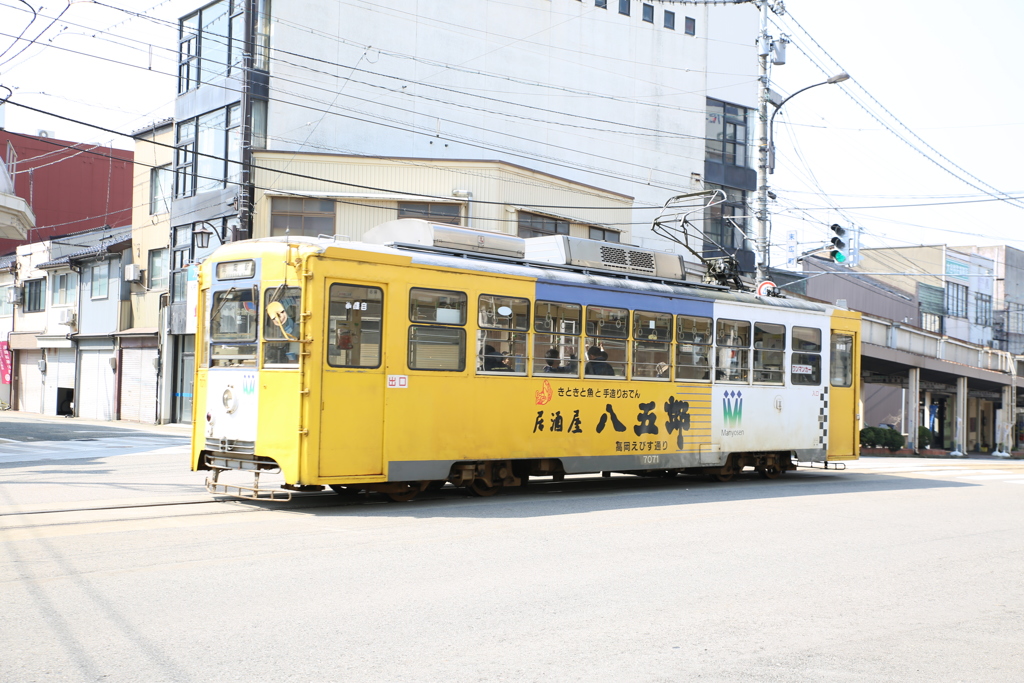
xmin=0 ymin=410 xmax=194 ymax=437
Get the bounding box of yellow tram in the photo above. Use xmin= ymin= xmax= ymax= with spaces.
xmin=192 ymin=220 xmax=860 ymax=501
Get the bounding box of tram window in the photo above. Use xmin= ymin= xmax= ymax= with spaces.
xmin=479 ymin=294 xmax=530 ymax=330
xmin=793 ymin=326 xmax=822 ymax=352
xmin=791 ymin=353 xmax=821 ymax=385
xmin=715 ymin=319 xmax=749 ymax=382
xmin=583 ymin=339 xmax=627 ymax=378
xmin=410 ymin=288 xmax=467 ymax=325
xmin=633 ymin=311 xmax=672 ymax=380
xmin=753 ymin=322 xmax=785 ymax=384
xmin=586 ymin=306 xmax=629 ymax=339
xmin=534 ymin=301 xmax=581 ymax=377
xmin=210 ymin=286 xmax=258 ymax=367
xmin=263 ymin=286 xmax=301 ymax=366
xmin=830 ymin=332 xmax=854 ymax=387
xmin=477 ymin=295 xmax=529 ymax=375
xmin=676 ymin=315 xmax=712 ymax=381
xmin=327 ymin=284 xmax=383 ymax=368
xmin=409 ymin=326 xmax=466 ymax=371
xmin=792 ymin=327 xmax=822 ymax=385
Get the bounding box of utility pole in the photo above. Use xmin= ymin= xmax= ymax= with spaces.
xmin=754 ymin=0 xmax=772 ymax=284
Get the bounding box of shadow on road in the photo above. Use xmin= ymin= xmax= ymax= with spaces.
xmin=215 ymin=469 xmax=976 ymax=520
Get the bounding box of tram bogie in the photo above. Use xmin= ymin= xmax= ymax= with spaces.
xmin=192 ymin=224 xmax=860 ymax=501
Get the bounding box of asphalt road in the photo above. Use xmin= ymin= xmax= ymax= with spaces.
xmin=1 ymin=436 xmax=1023 ymax=682
xmin=0 ymin=413 xmax=160 ymax=442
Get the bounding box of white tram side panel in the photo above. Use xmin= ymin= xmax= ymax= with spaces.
xmin=709 ymin=303 xmax=831 ymax=461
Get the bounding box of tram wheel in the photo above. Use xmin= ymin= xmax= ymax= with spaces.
xmin=713 ymin=471 xmax=735 ymax=483
xmin=758 ymin=466 xmax=783 ymax=480
xmin=468 ymin=480 xmax=501 ymax=497
xmin=385 ymin=487 xmax=419 ymax=502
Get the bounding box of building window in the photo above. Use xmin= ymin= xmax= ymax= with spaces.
xmin=975 ymin=293 xmax=993 ymax=327
xmin=706 ymin=99 xmax=751 ymax=168
xmin=596 ymin=0 xmax=607 ymax=7
xmin=91 ymin=262 xmax=110 ymax=300
xmin=196 ymin=108 xmax=227 ymax=194
xmin=946 ymin=282 xmax=968 ymax=318
xmin=255 ymin=0 xmax=271 ymax=71
xmin=176 ymin=103 xmax=242 ymax=198
xmin=921 ymin=312 xmax=943 ymax=334
xmin=619 ymin=0 xmax=630 ymax=16
xmin=704 ymin=184 xmax=746 ymax=251
xmin=177 ymin=1 xmax=237 ymax=93
xmin=518 ymin=211 xmax=570 ymax=239
xmin=589 ymin=226 xmax=620 ymax=243
xmin=252 ymin=99 xmax=268 ymax=149
xmin=664 ymin=10 xmax=675 ymax=30
xmin=174 ymin=119 xmax=196 ymax=199
xmin=51 ymin=272 xmax=78 ymax=306
xmin=171 ymin=225 xmax=193 ymax=303
xmin=397 ymin=202 xmax=461 ymax=225
xmin=642 ymin=3 xmax=653 ymax=22
xmin=150 ymin=165 xmax=172 ymax=215
xmin=685 ymin=16 xmax=696 ymax=35
xmin=0 ymin=287 xmax=11 ymax=317
xmin=149 ymin=248 xmax=169 ymax=290
xmin=25 ymin=279 xmax=46 ymax=312
xmin=270 ymin=198 xmax=336 ymax=237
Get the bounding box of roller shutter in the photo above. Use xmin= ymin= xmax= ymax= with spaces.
xmin=120 ymin=348 xmax=158 ymax=423
xmin=17 ymin=350 xmax=43 ymax=413
xmin=78 ymin=348 xmax=115 ymax=421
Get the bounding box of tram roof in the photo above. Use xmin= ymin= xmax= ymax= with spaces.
xmin=229 ymin=236 xmax=831 ymax=314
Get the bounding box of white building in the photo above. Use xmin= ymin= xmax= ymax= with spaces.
xmin=163 ymin=0 xmax=759 ymax=421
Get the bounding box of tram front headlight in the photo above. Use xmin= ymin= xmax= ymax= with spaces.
xmin=222 ymin=387 xmax=238 ymax=414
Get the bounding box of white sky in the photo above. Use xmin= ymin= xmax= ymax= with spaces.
xmin=0 ymin=0 xmax=1021 ymax=266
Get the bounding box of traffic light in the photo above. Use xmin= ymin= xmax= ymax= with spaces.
xmin=829 ymin=224 xmax=849 ymax=263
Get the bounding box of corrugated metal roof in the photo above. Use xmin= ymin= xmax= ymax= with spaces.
xmin=36 ymin=227 xmax=132 ymax=268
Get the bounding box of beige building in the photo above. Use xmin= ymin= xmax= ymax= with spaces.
xmin=125 ymin=120 xmax=173 ymax=423
xmin=250 ymin=153 xmax=635 ymax=244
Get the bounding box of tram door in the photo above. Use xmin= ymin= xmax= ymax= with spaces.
xmin=827 ymin=329 xmax=860 ymax=459
xmin=318 ymin=282 xmax=386 ymax=477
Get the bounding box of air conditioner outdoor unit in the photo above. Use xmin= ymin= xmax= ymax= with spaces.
xmin=6 ymin=286 xmax=23 ymax=305
xmin=124 ymin=263 xmax=143 ymax=283
xmin=59 ymin=308 xmax=77 ymax=326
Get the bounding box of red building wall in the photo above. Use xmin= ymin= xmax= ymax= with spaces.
xmin=0 ymin=131 xmax=134 ymax=255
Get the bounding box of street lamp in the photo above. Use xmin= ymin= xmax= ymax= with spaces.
xmin=768 ymin=72 xmax=849 ymax=174
xmin=191 ymin=221 xmax=223 ymax=251
xmin=754 ymin=60 xmax=850 ymax=285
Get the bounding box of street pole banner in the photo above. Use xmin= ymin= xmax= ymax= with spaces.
xmin=0 ymin=341 xmax=10 ymax=384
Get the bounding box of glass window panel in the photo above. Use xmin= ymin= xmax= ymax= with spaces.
xmin=91 ymin=262 xmax=109 ymax=299
xmin=830 ymin=333 xmax=854 ymax=387
xmin=263 ymin=286 xmax=301 ymax=365
xmin=792 ymin=326 xmax=822 ymax=352
xmin=148 ymin=248 xmax=169 ymax=289
xmin=791 ymin=353 xmax=821 ymax=385
xmin=586 ymin=306 xmax=629 ymax=338
xmin=754 ymin=322 xmax=785 ymax=350
xmin=715 ymin=347 xmax=748 ymax=382
xmin=533 ymin=334 xmax=580 ymax=377
xmin=408 ymin=326 xmax=465 ymax=371
xmin=584 ymin=339 xmax=627 ymax=378
xmin=397 ymin=202 xmax=462 ymax=225
xmin=634 ymin=311 xmax=673 ymax=342
xmin=633 ymin=341 xmax=671 ymax=380
xmin=479 ymin=294 xmax=530 ymax=330
xmin=716 ymin=319 xmax=749 ymax=347
xmin=327 ymin=284 xmax=383 ymax=368
xmin=675 ymin=340 xmax=711 ymax=381
xmin=410 ymin=288 xmax=467 ymax=325
xmin=677 ymin=315 xmax=712 ymax=344
xmin=211 ymin=286 xmax=257 ymax=342
xmin=199 ymin=0 xmax=230 ymax=83
xmin=477 ymin=330 xmax=528 ymax=375
xmin=196 ymin=108 xmax=227 ymax=193
xmin=534 ymin=301 xmax=581 ymax=334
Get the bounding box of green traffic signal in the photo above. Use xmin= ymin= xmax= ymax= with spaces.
xmin=830 ymin=224 xmax=849 ymax=263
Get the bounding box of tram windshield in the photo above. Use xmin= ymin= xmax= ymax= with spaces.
xmin=210 ymin=287 xmax=258 ymax=366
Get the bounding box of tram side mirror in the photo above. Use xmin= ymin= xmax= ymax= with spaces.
xmin=267 ymin=301 xmax=289 ymax=330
